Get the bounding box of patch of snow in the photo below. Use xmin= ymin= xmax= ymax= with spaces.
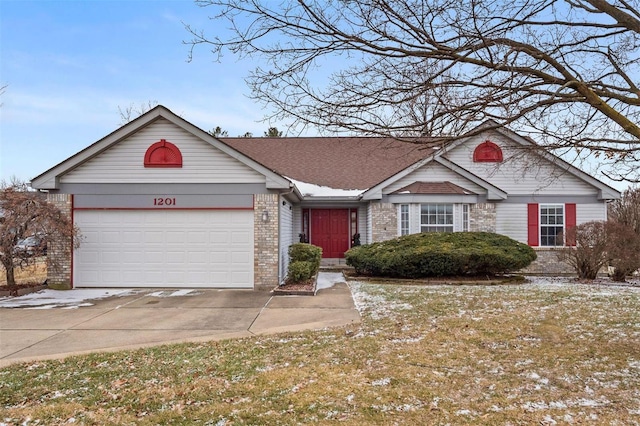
xmin=148 ymin=289 xmax=198 ymax=298
xmin=287 ymin=177 xmax=365 ymax=197
xmin=371 ymin=377 xmax=391 ymax=386
xmin=317 ymin=272 xmax=345 ymax=290
xmin=0 ymin=289 xmax=134 ymax=309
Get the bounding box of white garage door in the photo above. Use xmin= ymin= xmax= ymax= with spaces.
xmin=74 ymin=210 xmax=254 ymax=288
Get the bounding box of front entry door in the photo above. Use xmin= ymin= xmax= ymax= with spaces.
xmin=310 ymin=209 xmax=350 ymax=258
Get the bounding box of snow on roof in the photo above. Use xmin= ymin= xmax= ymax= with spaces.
xmin=288 ymin=177 xmax=365 ymax=198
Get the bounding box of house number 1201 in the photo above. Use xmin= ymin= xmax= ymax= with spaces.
xmin=153 ymin=197 xmax=176 ymax=206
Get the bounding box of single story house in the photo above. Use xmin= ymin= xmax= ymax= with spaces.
xmin=31 ymin=106 xmax=621 ymax=289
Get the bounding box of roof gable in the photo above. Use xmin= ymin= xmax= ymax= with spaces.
xmin=31 ymin=106 xmax=291 ymax=190
xmin=443 ymin=123 xmax=620 ymax=199
xmin=392 ymin=181 xmax=477 ymax=195
xmin=364 ymin=122 xmax=619 ymax=201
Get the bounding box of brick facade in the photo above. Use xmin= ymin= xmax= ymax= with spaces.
xmin=47 ymin=193 xmax=73 ymax=289
xmin=254 ymin=193 xmax=280 ymax=290
xmin=370 ymin=202 xmax=397 ymax=242
xmin=519 ymin=249 xmax=574 ymax=275
xmin=469 ymin=203 xmax=496 ymax=232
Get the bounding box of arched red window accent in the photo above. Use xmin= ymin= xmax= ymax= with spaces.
xmin=144 ymin=139 xmax=183 ymax=167
xmin=473 ymin=140 xmax=503 ymax=162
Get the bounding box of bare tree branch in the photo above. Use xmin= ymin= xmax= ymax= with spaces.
xmin=187 ymin=0 xmax=640 ymax=181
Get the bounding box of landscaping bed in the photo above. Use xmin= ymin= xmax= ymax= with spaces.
xmin=273 ymin=276 xmax=317 ymax=296
xmin=343 ymin=270 xmax=526 ymax=285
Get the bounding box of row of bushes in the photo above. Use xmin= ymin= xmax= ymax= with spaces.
xmin=286 ymin=243 xmax=322 ymax=283
xmin=345 ymin=232 xmax=536 ymax=278
xmin=557 ymin=221 xmax=640 ymax=281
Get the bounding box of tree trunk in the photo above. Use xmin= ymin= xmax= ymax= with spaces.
xmin=5 ymin=265 xmax=16 ymax=288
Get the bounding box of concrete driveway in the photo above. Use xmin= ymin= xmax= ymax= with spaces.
xmin=0 ymin=275 xmax=360 ymax=367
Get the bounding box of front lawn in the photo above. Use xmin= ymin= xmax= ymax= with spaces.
xmin=1 ymin=278 xmax=639 ymax=425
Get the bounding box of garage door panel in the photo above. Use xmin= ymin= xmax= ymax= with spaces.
xmin=74 ymin=210 xmax=254 ymax=288
xmin=102 ymin=231 xmax=121 ymax=243
xmin=101 ymin=251 xmax=122 ymax=264
xmin=166 ymin=231 xmax=185 ymax=243
xmin=210 ymin=231 xmax=229 ymax=244
xmin=232 ymin=231 xmax=251 ymax=244
xmin=123 ymin=231 xmax=143 ymax=243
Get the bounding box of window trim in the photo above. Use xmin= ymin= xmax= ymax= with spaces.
xmin=462 ymin=204 xmax=469 ymax=232
xmin=539 ymin=204 xmax=565 ymax=247
xmin=399 ymin=204 xmax=410 ymax=235
xmin=420 ymin=203 xmax=454 ymax=233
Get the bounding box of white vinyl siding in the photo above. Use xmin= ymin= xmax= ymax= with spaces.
xmin=495 ymin=204 xmax=528 ymax=244
xmin=358 ymin=205 xmax=368 ymax=245
xmin=577 ymin=203 xmax=608 ymax=223
xmin=279 ymin=198 xmax=294 ymax=283
xmin=446 ymin=132 xmax=599 ymax=195
xmin=61 ymin=118 xmax=265 ymax=184
xmin=74 ymin=210 xmax=254 ymax=288
xmin=495 ymin=202 xmax=608 ymax=245
xmin=367 ymin=204 xmax=373 ymax=243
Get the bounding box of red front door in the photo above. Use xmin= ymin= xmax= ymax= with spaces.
xmin=310 ymin=209 xmax=351 ymax=258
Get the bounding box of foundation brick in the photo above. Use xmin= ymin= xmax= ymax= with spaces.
xmin=254 ymin=193 xmax=279 ymax=290
xmin=370 ymin=202 xmax=397 ymax=242
xmin=47 ymin=193 xmax=73 ymax=289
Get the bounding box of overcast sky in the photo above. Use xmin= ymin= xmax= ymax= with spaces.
xmin=0 ymin=0 xmax=276 ymax=183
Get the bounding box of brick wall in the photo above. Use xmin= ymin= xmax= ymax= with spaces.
xmin=470 ymin=203 xmax=496 ymax=232
xmin=254 ymin=193 xmax=279 ymax=290
xmin=47 ymin=193 xmax=73 ymax=289
xmin=370 ymin=202 xmax=397 ymax=242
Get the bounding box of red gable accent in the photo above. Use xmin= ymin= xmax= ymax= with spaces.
xmin=473 ymin=140 xmax=503 ymax=162
xmin=144 ymin=139 xmax=183 ymax=168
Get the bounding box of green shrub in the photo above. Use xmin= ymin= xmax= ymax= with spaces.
xmin=286 ymin=243 xmax=322 ymax=283
xmin=287 ymin=260 xmax=315 ymax=283
xmin=288 ymin=243 xmax=322 ymax=273
xmin=345 ymin=232 xmax=536 ymax=278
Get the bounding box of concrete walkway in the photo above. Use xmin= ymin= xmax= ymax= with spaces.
xmin=0 ymin=274 xmax=360 ymax=367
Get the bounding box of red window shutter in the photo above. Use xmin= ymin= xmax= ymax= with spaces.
xmin=527 ymin=203 xmax=539 ymax=246
xmin=565 ymin=203 xmax=577 ymax=246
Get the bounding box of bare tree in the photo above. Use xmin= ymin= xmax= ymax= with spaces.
xmin=609 ymin=186 xmax=640 ymax=234
xmin=558 ymin=221 xmax=610 ymax=280
xmin=187 ymin=0 xmax=640 ymax=181
xmin=118 ymin=100 xmax=159 ymax=124
xmin=0 ymin=179 xmax=80 ymax=289
xmin=0 ymin=84 xmax=7 ymax=108
xmin=605 ymin=221 xmax=640 ymax=281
